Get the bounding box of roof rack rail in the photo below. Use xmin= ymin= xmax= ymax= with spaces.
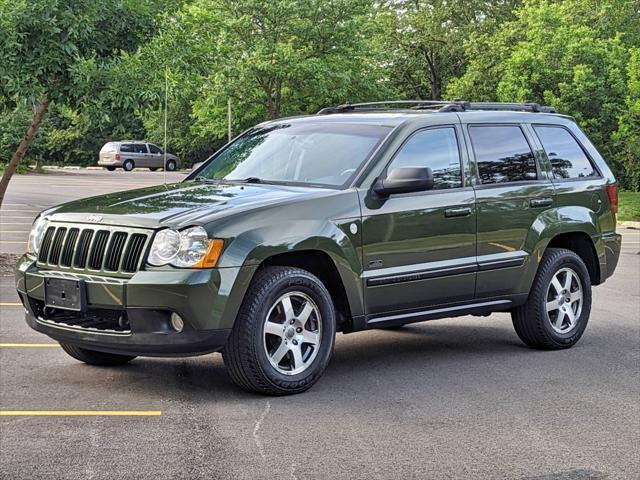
xmin=466 ymin=102 xmax=557 ymax=113
xmin=317 ymin=100 xmax=469 ymax=115
xmin=317 ymin=100 xmax=557 ymax=115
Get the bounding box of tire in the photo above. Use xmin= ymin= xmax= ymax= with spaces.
xmin=106 ymin=166 xmax=116 ymax=171
xmin=149 ymin=167 xmax=159 ymax=172
xmin=59 ymin=343 xmax=136 ymax=366
xmin=223 ymin=266 xmax=336 ymax=395
xmin=122 ymin=159 xmax=135 ymax=171
xmin=511 ymin=248 xmax=592 ymax=350
xmin=165 ymin=159 xmax=176 ymax=171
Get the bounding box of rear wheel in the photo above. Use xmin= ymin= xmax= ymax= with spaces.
xmin=105 ymin=166 xmax=116 ymax=171
xmin=223 ymin=266 xmax=336 ymax=395
xmin=59 ymin=343 xmax=136 ymax=366
xmin=511 ymin=248 xmax=592 ymax=350
xmin=122 ymin=159 xmax=135 ymax=171
xmin=165 ymin=159 xmax=176 ymax=171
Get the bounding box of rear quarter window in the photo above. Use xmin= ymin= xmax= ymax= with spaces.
xmin=120 ymin=144 xmax=135 ymax=153
xmin=533 ymin=126 xmax=598 ymax=179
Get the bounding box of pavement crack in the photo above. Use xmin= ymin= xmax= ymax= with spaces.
xmin=252 ymin=400 xmax=271 ymax=460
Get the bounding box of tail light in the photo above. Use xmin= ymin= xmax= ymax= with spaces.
xmin=115 ymin=153 xmax=121 ymax=161
xmin=606 ymin=184 xmax=618 ymax=222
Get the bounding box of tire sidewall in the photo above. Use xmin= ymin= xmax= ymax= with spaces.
xmin=166 ymin=160 xmax=176 ymax=171
xmin=536 ymin=253 xmax=592 ymax=346
xmin=251 ymin=272 xmax=336 ymax=388
xmin=123 ymin=160 xmax=134 ymax=171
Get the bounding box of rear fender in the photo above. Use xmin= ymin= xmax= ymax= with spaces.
xmin=518 ymin=206 xmax=602 ymax=293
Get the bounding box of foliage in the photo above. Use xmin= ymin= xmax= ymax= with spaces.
xmin=447 ymin=0 xmax=639 ymax=188
xmin=0 ymin=0 xmax=638 ymax=189
xmin=614 ymin=48 xmax=640 ymax=191
xmin=618 ymin=191 xmax=640 ymax=222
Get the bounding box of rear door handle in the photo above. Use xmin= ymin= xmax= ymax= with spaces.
xmin=530 ymin=197 xmax=553 ymax=208
xmin=444 ymin=207 xmax=472 ymax=218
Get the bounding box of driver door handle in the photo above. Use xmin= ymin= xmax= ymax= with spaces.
xmin=530 ymin=197 xmax=553 ymax=208
xmin=444 ymin=207 xmax=472 ymax=218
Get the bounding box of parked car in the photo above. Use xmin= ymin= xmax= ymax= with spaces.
xmin=17 ymin=101 xmax=621 ymax=395
xmin=98 ymin=141 xmax=179 ymax=172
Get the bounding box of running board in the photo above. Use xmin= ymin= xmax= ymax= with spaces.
xmin=366 ymin=300 xmax=513 ymax=329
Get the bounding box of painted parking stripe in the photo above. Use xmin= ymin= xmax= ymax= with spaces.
xmin=0 ymin=303 xmax=22 ymax=306
xmin=0 ymin=343 xmax=60 ymax=348
xmin=0 ymin=410 xmax=162 ymax=416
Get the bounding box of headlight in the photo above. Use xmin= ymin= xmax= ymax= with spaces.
xmin=28 ymin=217 xmax=49 ymax=254
xmin=147 ymin=226 xmax=223 ymax=268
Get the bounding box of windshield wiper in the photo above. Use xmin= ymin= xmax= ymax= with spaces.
xmin=237 ymin=177 xmax=263 ymax=183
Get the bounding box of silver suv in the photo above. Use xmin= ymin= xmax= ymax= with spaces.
xmin=98 ymin=141 xmax=179 ymax=172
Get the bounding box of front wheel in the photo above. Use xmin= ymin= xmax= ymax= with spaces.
xmin=223 ymin=266 xmax=336 ymax=395
xmin=511 ymin=248 xmax=592 ymax=350
xmin=59 ymin=343 xmax=136 ymax=366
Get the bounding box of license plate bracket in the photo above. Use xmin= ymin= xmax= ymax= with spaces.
xmin=44 ymin=277 xmax=87 ymax=312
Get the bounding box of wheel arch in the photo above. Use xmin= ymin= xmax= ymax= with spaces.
xmin=259 ymin=250 xmax=354 ymax=331
xmin=521 ymin=206 xmax=604 ymax=293
xmin=545 ymin=232 xmax=601 ymax=285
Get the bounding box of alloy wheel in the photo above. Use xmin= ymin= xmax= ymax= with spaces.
xmin=545 ymin=267 xmax=583 ymax=334
xmin=263 ymin=291 xmax=322 ymax=375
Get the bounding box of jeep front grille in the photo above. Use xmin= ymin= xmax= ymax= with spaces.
xmin=38 ymin=224 xmax=150 ymax=275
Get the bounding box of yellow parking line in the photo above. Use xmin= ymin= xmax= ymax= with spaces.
xmin=0 ymin=410 xmax=162 ymax=416
xmin=0 ymin=303 xmax=22 ymax=306
xmin=0 ymin=343 xmax=60 ymax=348
xmin=0 ymin=241 xmax=26 ymax=243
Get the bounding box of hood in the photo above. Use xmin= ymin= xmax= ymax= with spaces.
xmin=45 ymin=181 xmax=332 ymax=229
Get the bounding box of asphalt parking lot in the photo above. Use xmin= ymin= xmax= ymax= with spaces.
xmin=0 ymin=170 xmax=639 ymax=479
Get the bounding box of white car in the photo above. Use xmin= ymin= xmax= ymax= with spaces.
xmin=98 ymin=141 xmax=180 ymax=172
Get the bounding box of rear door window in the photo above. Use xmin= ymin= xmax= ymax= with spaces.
xmin=133 ymin=144 xmax=148 ymax=154
xmin=148 ymin=144 xmax=162 ymax=154
xmin=533 ymin=126 xmax=598 ymax=179
xmin=469 ymin=125 xmax=538 ymax=184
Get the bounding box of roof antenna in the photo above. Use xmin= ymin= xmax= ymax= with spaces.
xmin=163 ymin=67 xmax=169 ymax=186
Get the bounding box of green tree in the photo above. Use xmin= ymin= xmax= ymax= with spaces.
xmin=0 ymin=0 xmax=161 ymax=205
xmin=614 ymin=48 xmax=640 ymax=190
xmin=447 ymin=0 xmax=637 ymax=187
xmin=376 ymin=0 xmax=520 ymax=100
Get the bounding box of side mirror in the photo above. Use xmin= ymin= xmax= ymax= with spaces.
xmin=373 ymin=167 xmax=434 ymax=197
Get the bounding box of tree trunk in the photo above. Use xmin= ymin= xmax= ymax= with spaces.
xmin=0 ymin=95 xmax=50 ymax=207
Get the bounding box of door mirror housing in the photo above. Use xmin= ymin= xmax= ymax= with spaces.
xmin=373 ymin=167 xmax=435 ymax=197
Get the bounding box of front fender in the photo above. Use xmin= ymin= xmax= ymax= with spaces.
xmin=519 ymin=206 xmax=602 ymax=292
xmin=218 ymin=218 xmax=364 ymax=319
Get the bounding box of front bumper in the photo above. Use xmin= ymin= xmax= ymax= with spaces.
xmin=15 ymin=254 xmax=255 ymax=357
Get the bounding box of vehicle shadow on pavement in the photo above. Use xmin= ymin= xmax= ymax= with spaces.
xmin=40 ymin=320 xmax=539 ymax=399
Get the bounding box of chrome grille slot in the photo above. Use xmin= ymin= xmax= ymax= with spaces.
xmin=36 ymin=223 xmax=150 ymax=276
xmin=73 ymin=230 xmax=94 ymax=268
xmin=60 ymin=228 xmax=80 ymax=267
xmin=48 ymin=227 xmax=67 ymax=265
xmin=38 ymin=227 xmax=56 ymax=263
xmin=88 ymin=230 xmax=110 ymax=270
xmin=104 ymin=232 xmax=127 ymax=271
xmin=122 ymin=233 xmax=147 ymax=273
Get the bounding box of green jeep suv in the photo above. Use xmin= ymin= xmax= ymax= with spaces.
xmin=15 ymin=101 xmax=622 ymax=395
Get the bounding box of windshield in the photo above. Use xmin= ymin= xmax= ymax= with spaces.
xmin=195 ymin=122 xmax=390 ymax=187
